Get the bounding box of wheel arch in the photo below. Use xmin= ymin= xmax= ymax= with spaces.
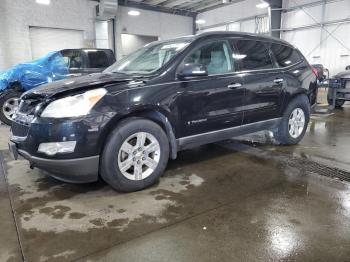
xmin=99 ymin=107 xmax=178 ymax=160
xmin=282 ymin=89 xmax=310 ymax=114
xmin=9 ymin=81 xmax=23 ymax=92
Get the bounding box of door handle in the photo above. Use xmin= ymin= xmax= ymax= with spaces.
xmin=273 ymin=78 xmax=284 ymax=84
xmin=227 ymin=83 xmax=242 ymax=89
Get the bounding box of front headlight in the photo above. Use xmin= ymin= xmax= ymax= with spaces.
xmin=41 ymin=88 xmax=107 ymax=118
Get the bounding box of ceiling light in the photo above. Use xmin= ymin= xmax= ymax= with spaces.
xmin=195 ymin=19 xmax=206 ymax=25
xmin=128 ymin=10 xmax=140 ymax=16
xmin=36 ymin=0 xmax=50 ymax=5
xmin=256 ymin=1 xmax=269 ymax=8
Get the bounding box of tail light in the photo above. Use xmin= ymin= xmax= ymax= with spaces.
xmin=311 ymin=67 xmax=318 ymax=77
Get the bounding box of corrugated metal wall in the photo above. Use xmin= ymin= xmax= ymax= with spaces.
xmin=281 ymin=0 xmax=350 ymax=75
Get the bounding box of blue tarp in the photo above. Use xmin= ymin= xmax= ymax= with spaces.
xmin=0 ymin=51 xmax=69 ymax=92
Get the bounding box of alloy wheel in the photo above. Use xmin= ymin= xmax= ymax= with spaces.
xmin=2 ymin=97 xmax=19 ymax=121
xmin=288 ymin=108 xmax=305 ymax=139
xmin=118 ymin=132 xmax=161 ymax=181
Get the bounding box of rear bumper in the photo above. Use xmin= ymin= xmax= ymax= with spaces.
xmin=9 ymin=142 xmax=99 ymax=183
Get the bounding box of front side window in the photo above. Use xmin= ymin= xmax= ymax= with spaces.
xmin=183 ymin=41 xmax=234 ymax=75
xmin=270 ymin=44 xmax=302 ymax=67
xmin=233 ymin=40 xmax=273 ymax=71
xmin=61 ymin=50 xmax=84 ymax=69
xmin=105 ymin=39 xmax=192 ymax=75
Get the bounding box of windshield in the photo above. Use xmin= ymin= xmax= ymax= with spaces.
xmin=105 ymin=39 xmax=192 ymax=75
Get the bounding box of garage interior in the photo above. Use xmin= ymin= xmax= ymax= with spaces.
xmin=1 ymin=0 xmax=350 ymax=261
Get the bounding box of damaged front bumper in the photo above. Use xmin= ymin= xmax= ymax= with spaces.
xmin=9 ymin=113 xmax=103 ymax=183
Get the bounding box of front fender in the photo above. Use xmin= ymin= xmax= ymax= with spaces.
xmin=0 ymin=79 xmax=9 ymax=92
xmin=20 ymin=71 xmax=50 ymax=91
xmin=98 ymin=105 xmax=178 ymax=160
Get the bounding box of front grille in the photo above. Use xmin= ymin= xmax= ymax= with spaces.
xmin=11 ymin=121 xmax=30 ymax=138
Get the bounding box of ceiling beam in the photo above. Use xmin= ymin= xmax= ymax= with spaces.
xmin=176 ymin=0 xmax=217 ymax=10
xmin=194 ymin=0 xmax=245 ymax=13
xmin=143 ymin=0 xmax=168 ymax=5
xmin=192 ymin=1 xmax=225 ymax=12
xmin=160 ymin=0 xmax=199 ymax=8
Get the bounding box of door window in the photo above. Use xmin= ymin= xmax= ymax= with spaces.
xmin=60 ymin=50 xmax=84 ymax=69
xmin=270 ymin=44 xmax=302 ymax=67
xmin=232 ymin=40 xmax=273 ymax=71
xmin=86 ymin=50 xmax=110 ymax=68
xmin=183 ymin=41 xmax=234 ymax=75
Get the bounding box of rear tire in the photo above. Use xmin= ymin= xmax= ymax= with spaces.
xmin=0 ymin=90 xmax=21 ymax=125
xmin=101 ymin=117 xmax=170 ymax=192
xmin=327 ymin=97 xmax=345 ymax=108
xmin=274 ymin=95 xmax=310 ymax=145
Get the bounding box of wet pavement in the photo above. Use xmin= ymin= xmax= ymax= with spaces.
xmin=0 ymin=105 xmax=350 ymax=261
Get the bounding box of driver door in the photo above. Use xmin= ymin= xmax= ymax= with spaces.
xmin=177 ymin=39 xmax=245 ymax=137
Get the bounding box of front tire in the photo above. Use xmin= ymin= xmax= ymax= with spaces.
xmin=0 ymin=90 xmax=21 ymax=125
xmin=274 ymin=95 xmax=310 ymax=145
xmin=101 ymin=117 xmax=170 ymax=192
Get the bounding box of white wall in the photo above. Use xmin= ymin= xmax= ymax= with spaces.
xmin=0 ymin=0 xmax=96 ymax=70
xmin=281 ymin=0 xmax=350 ymax=75
xmin=197 ymin=0 xmax=267 ymax=28
xmin=114 ymin=6 xmax=193 ymax=59
xmin=117 ymin=6 xmax=193 ymax=40
xmin=196 ymin=0 xmax=269 ymax=33
xmin=121 ymin=34 xmax=158 ymax=56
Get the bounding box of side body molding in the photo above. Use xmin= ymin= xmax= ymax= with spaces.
xmin=177 ymin=118 xmax=281 ymax=150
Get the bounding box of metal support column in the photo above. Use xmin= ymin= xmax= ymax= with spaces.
xmin=268 ymin=0 xmax=282 ymax=38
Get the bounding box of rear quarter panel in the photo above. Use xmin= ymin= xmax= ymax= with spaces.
xmin=282 ymin=60 xmax=317 ymax=112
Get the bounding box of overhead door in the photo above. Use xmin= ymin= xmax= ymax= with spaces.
xmin=29 ymin=27 xmax=84 ymax=59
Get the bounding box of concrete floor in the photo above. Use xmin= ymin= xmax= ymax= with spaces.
xmin=1 ymin=105 xmax=350 ymax=262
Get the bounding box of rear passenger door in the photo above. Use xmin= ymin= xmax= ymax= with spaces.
xmin=271 ymin=44 xmax=316 ymax=105
xmin=231 ymin=39 xmax=285 ymax=124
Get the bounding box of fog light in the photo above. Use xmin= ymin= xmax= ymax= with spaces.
xmin=38 ymin=141 xmax=76 ymax=156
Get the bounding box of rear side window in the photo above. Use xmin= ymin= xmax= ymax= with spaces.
xmin=270 ymin=44 xmax=302 ymax=67
xmin=233 ymin=40 xmax=273 ymax=71
xmin=86 ymin=50 xmax=110 ymax=68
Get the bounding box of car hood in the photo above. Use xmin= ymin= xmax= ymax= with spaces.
xmin=333 ymin=70 xmax=350 ymax=79
xmin=22 ymin=72 xmax=137 ymax=99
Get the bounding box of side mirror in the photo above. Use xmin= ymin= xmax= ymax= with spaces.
xmin=177 ymin=63 xmax=208 ymax=79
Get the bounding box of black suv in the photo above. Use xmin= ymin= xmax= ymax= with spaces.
xmin=9 ymin=32 xmax=317 ymax=192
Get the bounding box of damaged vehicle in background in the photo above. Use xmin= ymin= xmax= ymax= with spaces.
xmin=9 ymin=32 xmax=317 ymax=192
xmin=311 ymin=63 xmax=329 ymax=84
xmin=0 ymin=48 xmax=115 ymax=125
xmin=327 ymin=65 xmax=350 ymax=108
